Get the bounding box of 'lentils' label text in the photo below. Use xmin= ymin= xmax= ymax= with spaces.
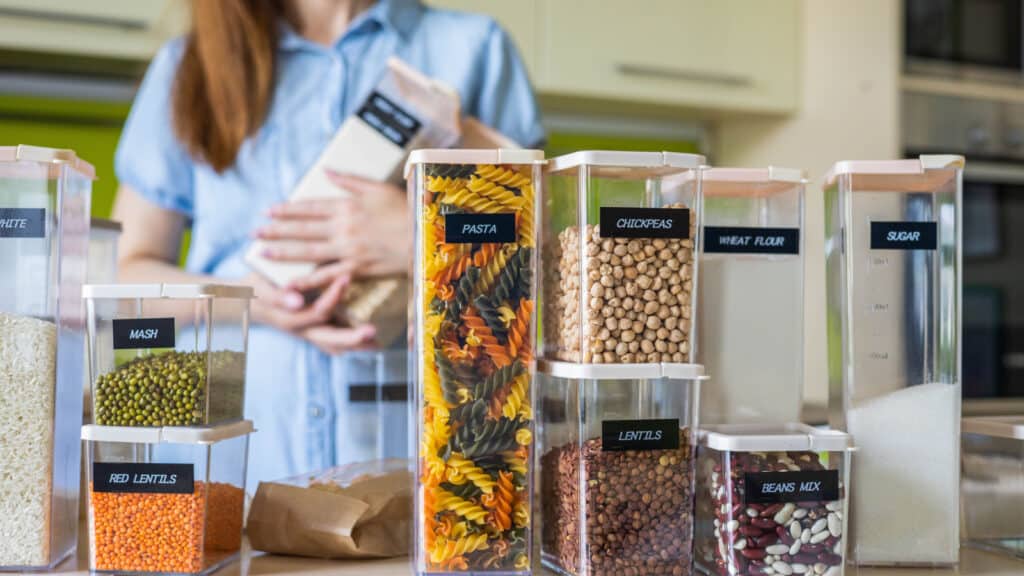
xmin=600 ymin=207 xmax=690 ymax=239
xmin=704 ymin=226 xmax=800 ymax=255
xmin=744 ymin=470 xmax=841 ymax=504
xmin=602 ymin=419 xmax=680 ymax=451
xmin=112 ymin=318 xmax=176 ymax=350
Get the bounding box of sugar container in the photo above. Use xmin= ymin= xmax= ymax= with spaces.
xmin=961 ymin=416 xmax=1024 ymax=559
xmin=337 ymin=348 xmax=411 ymax=464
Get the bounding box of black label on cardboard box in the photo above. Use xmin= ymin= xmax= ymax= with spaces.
xmin=112 ymin=318 xmax=176 ymax=350
xmin=357 ymin=91 xmax=422 ymax=147
xmin=704 ymin=226 xmax=800 ymax=255
xmin=0 ymin=208 xmax=45 ymax=238
xmin=870 ymin=221 xmax=937 ymax=250
xmin=444 ymin=213 xmax=516 ymax=243
xmin=602 ymin=419 xmax=680 ymax=451
xmin=744 ymin=470 xmax=840 ymax=504
xmin=93 ymin=462 xmax=194 ymax=494
xmin=599 ymin=207 xmax=690 ymax=239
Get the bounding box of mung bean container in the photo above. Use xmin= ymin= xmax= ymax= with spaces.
xmin=336 ymin=348 xmax=410 ymax=464
xmin=961 ymin=416 xmax=1024 ymax=559
xmin=541 ymin=151 xmax=704 ymax=365
xmin=83 ymin=420 xmax=253 ymax=575
xmin=824 ymin=156 xmax=963 ymax=565
xmin=695 ymin=424 xmax=853 ymax=576
xmin=406 ymin=149 xmax=544 ymax=575
xmin=83 ymin=283 xmax=253 ymax=428
xmin=698 ymin=167 xmax=806 ymax=425
xmin=0 ymin=145 xmax=93 ymax=570
xmin=537 ymin=360 xmax=707 ymax=576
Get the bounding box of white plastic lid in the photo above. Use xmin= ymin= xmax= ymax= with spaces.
xmin=824 ymin=155 xmax=965 ymax=187
xmin=0 ymin=144 xmax=97 ymax=179
xmin=962 ymin=416 xmax=1024 ymax=440
xmin=81 ymin=420 xmax=254 ymax=445
xmin=547 ymin=150 xmax=705 ymax=173
xmin=700 ymin=423 xmax=852 ymax=453
xmin=538 ymin=360 xmax=707 ymax=381
xmin=700 ymin=166 xmax=807 ymax=197
xmin=83 ymin=283 xmax=254 ymax=300
xmin=404 ymin=148 xmax=545 ymax=179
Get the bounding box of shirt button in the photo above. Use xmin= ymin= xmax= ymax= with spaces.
xmin=309 ymin=405 xmax=324 ymax=418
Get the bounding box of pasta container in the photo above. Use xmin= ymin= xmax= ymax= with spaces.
xmin=695 ymin=424 xmax=853 ymax=576
xmin=961 ymin=416 xmax=1024 ymax=560
xmin=824 ymin=156 xmax=963 ymax=566
xmin=83 ymin=283 xmax=253 ymax=428
xmin=336 ymin=348 xmax=411 ymax=464
xmin=407 ymin=149 xmax=543 ymax=574
xmin=538 ymin=361 xmax=707 ymax=576
xmin=542 ymin=151 xmax=704 ymax=365
xmin=0 ymin=145 xmax=92 ymax=571
xmin=698 ymin=167 xmax=806 ymax=425
xmin=83 ymin=420 xmax=253 ymax=575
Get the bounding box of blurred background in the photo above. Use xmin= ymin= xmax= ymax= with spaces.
xmin=0 ymin=0 xmax=1019 ymax=417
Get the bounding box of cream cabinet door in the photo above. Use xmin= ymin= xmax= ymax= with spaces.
xmin=425 ymin=0 xmax=541 ymax=79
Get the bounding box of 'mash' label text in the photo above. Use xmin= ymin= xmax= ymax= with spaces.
xmin=112 ymin=317 xmax=176 ymax=350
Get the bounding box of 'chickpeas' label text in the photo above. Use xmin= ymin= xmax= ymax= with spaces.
xmin=0 ymin=208 xmax=45 ymax=238
xmin=870 ymin=221 xmax=937 ymax=250
xmin=93 ymin=463 xmax=194 ymax=494
xmin=600 ymin=207 xmax=690 ymax=240
xmin=704 ymin=226 xmax=800 ymax=255
xmin=112 ymin=317 xmax=176 ymax=350
xmin=744 ymin=470 xmax=841 ymax=504
xmin=444 ymin=213 xmax=516 ymax=243
xmin=602 ymin=419 xmax=680 ymax=451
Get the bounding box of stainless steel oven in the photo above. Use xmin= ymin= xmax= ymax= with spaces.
xmin=906 ymin=0 xmax=1024 ymax=78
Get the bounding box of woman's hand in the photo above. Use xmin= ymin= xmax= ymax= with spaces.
xmin=256 ymin=170 xmax=411 ymax=291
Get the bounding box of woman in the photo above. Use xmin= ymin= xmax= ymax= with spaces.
xmin=113 ymin=0 xmax=543 ymax=486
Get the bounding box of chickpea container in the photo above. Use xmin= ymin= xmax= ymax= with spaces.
xmin=824 ymin=156 xmax=963 ymax=565
xmin=698 ymin=167 xmax=806 ymax=425
xmin=83 ymin=420 xmax=252 ymax=575
xmin=83 ymin=283 xmax=253 ymax=428
xmin=695 ymin=424 xmax=853 ymax=576
xmin=537 ymin=360 xmax=707 ymax=576
xmin=0 ymin=145 xmax=92 ymax=570
xmin=961 ymin=416 xmax=1024 ymax=559
xmin=406 ymin=149 xmax=543 ymax=574
xmin=542 ymin=150 xmax=704 ymax=365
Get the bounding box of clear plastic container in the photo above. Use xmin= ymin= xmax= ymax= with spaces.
xmin=698 ymin=167 xmax=806 ymax=425
xmin=542 ymin=151 xmax=704 ymax=364
xmin=824 ymin=155 xmax=964 ymax=566
xmin=695 ymin=424 xmax=853 ymax=576
xmin=0 ymin=145 xmax=93 ymax=570
xmin=961 ymin=416 xmax=1024 ymax=559
xmin=538 ymin=361 xmax=707 ymax=576
xmin=407 ymin=149 xmax=543 ymax=574
xmin=336 ymin=348 xmax=410 ymax=464
xmin=83 ymin=420 xmax=253 ymax=575
xmin=83 ymin=283 xmax=253 ymax=427
xmin=88 ymin=218 xmax=121 ymax=284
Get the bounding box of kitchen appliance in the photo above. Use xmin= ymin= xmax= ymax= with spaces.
xmin=905 ymin=0 xmax=1024 ymax=79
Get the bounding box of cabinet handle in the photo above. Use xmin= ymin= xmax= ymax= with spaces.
xmin=616 ymin=63 xmax=753 ymax=87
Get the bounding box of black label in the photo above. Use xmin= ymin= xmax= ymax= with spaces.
xmin=744 ymin=470 xmax=840 ymax=504
xmin=0 ymin=208 xmax=45 ymax=238
xmin=870 ymin=221 xmax=937 ymax=250
xmin=602 ymin=419 xmax=680 ymax=451
xmin=704 ymin=226 xmax=800 ymax=255
xmin=356 ymin=91 xmax=422 ymax=147
xmin=444 ymin=213 xmax=516 ymax=243
xmin=349 ymin=383 xmax=408 ymax=403
xmin=599 ymin=207 xmax=690 ymax=239
xmin=93 ymin=462 xmax=194 ymax=494
xmin=112 ymin=318 xmax=176 ymax=350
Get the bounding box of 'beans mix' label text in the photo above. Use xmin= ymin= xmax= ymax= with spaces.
xmin=744 ymin=469 xmax=841 ymax=504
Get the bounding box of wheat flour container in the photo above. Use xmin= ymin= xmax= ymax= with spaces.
xmin=84 ymin=283 xmax=253 ymax=428
xmin=542 ymin=151 xmax=704 ymax=365
xmin=407 ymin=149 xmax=543 ymax=574
xmin=698 ymin=167 xmax=806 ymax=424
xmin=961 ymin=416 xmax=1024 ymax=559
xmin=0 ymin=145 xmax=92 ymax=570
xmin=83 ymin=420 xmax=252 ymax=575
xmin=824 ymin=156 xmax=963 ymax=565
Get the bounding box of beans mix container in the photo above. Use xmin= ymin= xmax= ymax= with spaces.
xmin=695 ymin=424 xmax=853 ymax=576
xmin=542 ymin=151 xmax=703 ymax=365
xmin=961 ymin=416 xmax=1024 ymax=559
xmin=407 ymin=149 xmax=543 ymax=574
xmin=0 ymin=145 xmax=92 ymax=570
xmin=698 ymin=168 xmax=806 ymax=425
xmin=83 ymin=420 xmax=253 ymax=575
xmin=337 ymin=348 xmax=411 ymax=464
xmin=824 ymin=156 xmax=963 ymax=565
xmin=83 ymin=283 xmax=253 ymax=428
xmin=538 ymin=361 xmax=707 ymax=576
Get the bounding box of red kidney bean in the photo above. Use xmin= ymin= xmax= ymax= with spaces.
xmin=751 ymin=518 xmax=776 ymax=530
xmin=753 ymin=534 xmax=777 ymax=548
xmin=738 ymin=526 xmax=763 ymax=537
xmin=740 ymin=549 xmax=766 ymax=560
xmin=799 ymin=544 xmax=824 ymax=554
xmin=792 ymin=554 xmax=818 ymax=564
xmin=819 ymin=553 xmax=843 ymax=566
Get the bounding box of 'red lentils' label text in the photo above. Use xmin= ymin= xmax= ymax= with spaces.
xmin=601 ymin=418 xmax=680 ymax=451
xmin=0 ymin=208 xmax=45 ymax=238
xmin=600 ymin=207 xmax=690 ymax=240
xmin=870 ymin=221 xmax=937 ymax=250
xmin=704 ymin=226 xmax=800 ymax=255
xmin=743 ymin=470 xmax=840 ymax=504
xmin=93 ymin=462 xmax=194 ymax=494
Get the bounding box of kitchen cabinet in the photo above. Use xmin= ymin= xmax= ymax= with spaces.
xmin=425 ymin=0 xmax=541 ymax=77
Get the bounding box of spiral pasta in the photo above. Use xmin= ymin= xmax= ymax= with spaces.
xmin=506 ymin=299 xmax=534 ymax=363
xmin=430 ymin=533 xmax=489 ymax=564
xmin=467 ymin=177 xmax=527 ymax=209
xmin=501 ymin=372 xmax=530 ymax=421
xmin=462 ymin=307 xmax=512 ymax=368
xmin=446 ymin=454 xmax=498 ymax=495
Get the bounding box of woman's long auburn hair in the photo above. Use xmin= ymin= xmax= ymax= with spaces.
xmin=172 ymin=0 xmax=295 ymax=173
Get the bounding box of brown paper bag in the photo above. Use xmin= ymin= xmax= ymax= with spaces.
xmin=247 ymin=459 xmax=412 ymax=559
xmin=335 ymin=276 xmax=409 ymax=347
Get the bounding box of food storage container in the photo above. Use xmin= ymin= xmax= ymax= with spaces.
xmin=407 ymin=149 xmax=543 ymax=574
xmin=698 ymin=167 xmax=806 ymax=424
xmin=961 ymin=416 xmax=1024 ymax=559
xmin=695 ymin=424 xmax=853 ymax=576
xmin=84 ymin=283 xmax=253 ymax=428
xmin=88 ymin=219 xmax=121 ymax=284
xmin=542 ymin=151 xmax=704 ymax=365
xmin=337 ymin=348 xmax=410 ymax=464
xmin=824 ymin=155 xmax=964 ymax=566
xmin=0 ymin=145 xmax=92 ymax=571
xmin=83 ymin=420 xmax=253 ymax=575
xmin=538 ymin=361 xmax=707 ymax=576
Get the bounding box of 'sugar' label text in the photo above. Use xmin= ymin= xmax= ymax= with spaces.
xmin=870 ymin=221 xmax=937 ymax=250
xmin=704 ymin=226 xmax=800 ymax=255
xmin=112 ymin=317 xmax=176 ymax=350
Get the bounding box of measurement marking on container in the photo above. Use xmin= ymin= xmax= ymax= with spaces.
xmin=871 ymin=303 xmax=889 ymax=312
xmin=869 ymin=351 xmax=889 ymax=360
xmin=871 ymin=256 xmax=889 ymax=266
